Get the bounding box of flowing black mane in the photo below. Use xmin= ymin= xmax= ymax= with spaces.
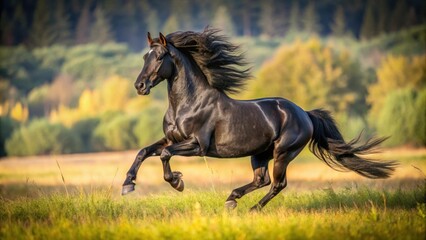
xmin=166 ymin=28 xmax=251 ymax=94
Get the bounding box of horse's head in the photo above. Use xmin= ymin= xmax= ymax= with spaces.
xmin=135 ymin=32 xmax=174 ymax=95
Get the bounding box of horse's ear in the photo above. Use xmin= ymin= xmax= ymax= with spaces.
xmin=147 ymin=32 xmax=153 ymax=46
xmin=159 ymin=32 xmax=167 ymax=47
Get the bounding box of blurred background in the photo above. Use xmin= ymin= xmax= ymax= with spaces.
xmin=0 ymin=0 xmax=425 ymax=158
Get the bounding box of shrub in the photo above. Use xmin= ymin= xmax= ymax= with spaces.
xmin=0 ymin=116 xmax=19 ymax=156
xmin=28 ymin=84 xmax=50 ymax=118
xmin=0 ymin=46 xmax=55 ymax=94
xmin=377 ymin=88 xmax=426 ymax=146
xmin=368 ymin=54 xmax=425 ymax=120
xmin=61 ymin=43 xmax=140 ymax=83
xmin=133 ymin=106 xmax=164 ymax=147
xmin=5 ymin=119 xmax=82 ymax=156
xmin=71 ymin=117 xmax=101 ymax=153
xmin=92 ymin=114 xmax=138 ymax=151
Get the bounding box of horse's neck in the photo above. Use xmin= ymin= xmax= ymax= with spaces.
xmin=167 ymin=54 xmax=219 ymax=111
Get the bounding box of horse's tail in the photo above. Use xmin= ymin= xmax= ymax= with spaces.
xmin=306 ymin=109 xmax=397 ymax=179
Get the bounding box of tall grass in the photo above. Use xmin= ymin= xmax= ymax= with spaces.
xmin=0 ymin=186 xmax=424 ymax=240
xmin=1 ymin=150 xmax=425 ymax=239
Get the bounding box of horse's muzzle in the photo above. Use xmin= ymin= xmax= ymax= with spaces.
xmin=135 ymin=81 xmax=151 ymax=95
xmin=137 ymin=87 xmax=150 ymax=95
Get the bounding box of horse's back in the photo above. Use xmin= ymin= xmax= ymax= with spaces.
xmin=250 ymin=97 xmax=313 ymax=139
xmin=208 ymin=97 xmax=312 ymax=158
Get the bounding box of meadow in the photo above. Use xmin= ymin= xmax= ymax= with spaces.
xmin=0 ymin=148 xmax=425 ymax=239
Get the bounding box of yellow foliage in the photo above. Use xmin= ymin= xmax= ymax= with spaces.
xmin=99 ymin=75 xmax=131 ymax=112
xmin=51 ymin=88 xmax=101 ymax=127
xmin=49 ymin=75 xmax=138 ymax=127
xmin=50 ymin=104 xmax=82 ymax=127
xmin=125 ymin=97 xmax=152 ymax=114
xmin=10 ymin=102 xmax=28 ymax=122
xmin=79 ymin=89 xmax=98 ymax=114
xmin=247 ymin=38 xmax=363 ymax=113
xmin=368 ymin=55 xmax=426 ymax=119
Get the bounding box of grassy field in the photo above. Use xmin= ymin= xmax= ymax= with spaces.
xmin=0 ymin=148 xmax=425 ymax=239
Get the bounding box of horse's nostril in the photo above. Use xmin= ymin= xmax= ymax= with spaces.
xmin=135 ymin=82 xmax=145 ymax=90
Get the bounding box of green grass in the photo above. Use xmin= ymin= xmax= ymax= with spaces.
xmin=1 ymin=149 xmax=425 ymax=239
xmin=1 ymin=186 xmax=425 ymax=240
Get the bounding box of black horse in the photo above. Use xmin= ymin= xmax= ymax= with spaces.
xmin=122 ymin=28 xmax=397 ymax=210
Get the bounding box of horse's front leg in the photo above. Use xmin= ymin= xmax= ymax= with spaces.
xmin=160 ymin=139 xmax=201 ymax=191
xmin=122 ymin=138 xmax=168 ymax=195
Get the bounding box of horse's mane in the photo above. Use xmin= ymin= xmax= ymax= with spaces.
xmin=166 ymin=28 xmax=251 ymax=94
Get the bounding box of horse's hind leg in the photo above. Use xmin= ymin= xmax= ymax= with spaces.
xmin=225 ymin=151 xmax=272 ymax=209
xmin=250 ymin=140 xmax=307 ymax=211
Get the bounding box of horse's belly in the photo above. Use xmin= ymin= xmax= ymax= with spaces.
xmin=208 ymin=128 xmax=274 ymax=158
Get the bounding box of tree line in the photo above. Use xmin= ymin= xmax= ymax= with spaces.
xmin=1 ymin=0 xmax=425 ymax=50
xmin=0 ymin=0 xmax=425 ymax=157
xmin=1 ymin=27 xmax=424 ymax=157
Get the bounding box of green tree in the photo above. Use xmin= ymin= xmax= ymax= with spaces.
xmin=92 ymin=115 xmax=138 ymax=151
xmin=414 ymin=90 xmax=426 ymax=145
xmin=331 ymin=6 xmax=346 ymax=37
xmin=13 ymin=2 xmax=28 ymax=44
xmin=138 ymin=1 xmax=159 ymax=40
xmin=376 ymin=0 xmax=389 ymax=35
xmin=288 ymin=2 xmax=300 ymax=34
xmin=60 ymin=43 xmax=138 ymax=84
xmin=171 ymin=0 xmax=193 ymax=30
xmin=241 ymin=0 xmax=253 ymax=36
xmin=390 ymin=0 xmax=408 ymax=32
xmin=121 ymin=1 xmax=140 ymax=50
xmin=0 ymin=46 xmax=53 ymax=94
xmin=406 ymin=7 xmax=417 ymax=27
xmin=0 ymin=7 xmax=14 ymax=45
xmin=53 ymin=0 xmax=72 ymax=45
xmin=72 ymin=117 xmax=100 ymax=152
xmin=75 ymin=3 xmax=90 ymax=44
xmin=377 ymin=88 xmax=426 ymax=146
xmin=0 ymin=81 xmax=12 ymax=104
xmin=28 ymin=0 xmax=56 ymax=47
xmin=162 ymin=14 xmax=180 ymax=34
xmin=5 ymin=119 xmax=82 ymax=156
xmin=133 ymin=106 xmax=164 ymax=147
xmin=90 ymin=6 xmax=113 ymax=45
xmin=259 ymin=0 xmax=276 ymax=38
xmin=302 ymin=1 xmax=321 ymax=34
xmin=33 ymin=45 xmax=67 ymax=76
xmin=28 ymin=84 xmax=50 ymax=117
xmin=360 ymin=2 xmax=376 ymax=40
xmin=212 ymin=6 xmax=236 ymax=36
xmin=368 ymin=55 xmax=426 ymax=120
xmin=0 ymin=116 xmax=19 ymax=156
xmin=145 ymin=9 xmax=160 ymax=34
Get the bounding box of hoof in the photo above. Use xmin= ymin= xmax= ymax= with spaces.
xmin=171 ymin=171 xmax=184 ymax=192
xmin=122 ymin=184 xmax=135 ymax=195
xmin=174 ymin=179 xmax=185 ymax=192
xmin=225 ymin=200 xmax=237 ymax=210
xmin=249 ymin=204 xmax=262 ymax=212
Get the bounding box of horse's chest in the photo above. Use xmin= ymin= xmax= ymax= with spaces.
xmin=165 ymin=118 xmax=191 ymax=143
